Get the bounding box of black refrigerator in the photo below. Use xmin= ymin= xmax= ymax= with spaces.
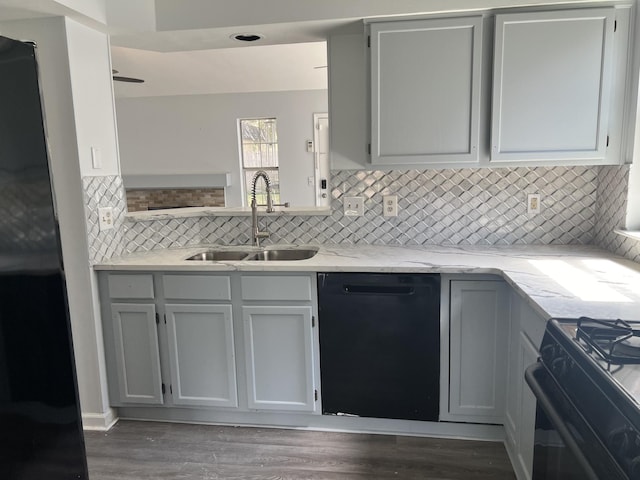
xmin=0 ymin=36 xmax=89 ymax=479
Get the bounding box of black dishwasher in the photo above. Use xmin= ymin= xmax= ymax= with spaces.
xmin=318 ymin=273 xmax=440 ymax=422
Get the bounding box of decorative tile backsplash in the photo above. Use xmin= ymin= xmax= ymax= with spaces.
xmin=82 ymin=175 xmax=127 ymax=264
xmin=82 ymin=164 xmax=640 ymax=264
xmin=118 ymin=166 xmax=599 ymax=254
xmin=594 ymin=166 xmax=640 ymax=263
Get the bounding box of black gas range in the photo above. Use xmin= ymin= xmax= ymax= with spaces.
xmin=526 ymin=317 xmax=640 ymax=480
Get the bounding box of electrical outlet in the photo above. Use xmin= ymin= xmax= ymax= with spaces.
xmin=98 ymin=207 xmax=114 ymax=231
xmin=527 ymin=194 xmax=541 ymax=215
xmin=344 ymin=196 xmax=364 ymax=216
xmin=383 ymin=195 xmax=398 ymax=217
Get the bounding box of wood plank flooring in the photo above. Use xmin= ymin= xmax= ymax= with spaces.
xmin=85 ymin=420 xmax=515 ymax=480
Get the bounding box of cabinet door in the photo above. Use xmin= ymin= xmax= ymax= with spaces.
xmin=504 ymin=292 xmax=523 ymax=452
xmin=371 ymin=17 xmax=482 ymax=165
xmin=111 ymin=303 xmax=163 ymax=405
xmin=516 ymin=331 xmax=539 ymax=480
xmin=165 ymin=304 xmax=237 ymax=408
xmin=243 ymin=306 xmax=316 ymax=412
xmin=447 ymin=280 xmax=510 ymax=422
xmin=491 ymin=8 xmax=615 ymax=162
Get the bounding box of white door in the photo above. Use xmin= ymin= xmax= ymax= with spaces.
xmin=313 ymin=113 xmax=330 ymax=208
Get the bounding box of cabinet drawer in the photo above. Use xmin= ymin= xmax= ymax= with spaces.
xmin=163 ymin=275 xmax=231 ymax=301
xmin=241 ymin=275 xmax=312 ymax=301
xmin=108 ymin=274 xmax=154 ymax=299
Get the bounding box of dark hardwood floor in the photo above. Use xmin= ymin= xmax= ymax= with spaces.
xmin=84 ymin=420 xmax=515 ymax=480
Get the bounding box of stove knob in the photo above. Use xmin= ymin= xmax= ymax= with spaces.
xmin=551 ymin=357 xmax=567 ymax=377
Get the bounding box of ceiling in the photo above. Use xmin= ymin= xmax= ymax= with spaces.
xmin=109 ymin=7 xmax=341 ymax=99
xmin=111 ymin=41 xmax=328 ymax=99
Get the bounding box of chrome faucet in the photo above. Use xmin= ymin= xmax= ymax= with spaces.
xmin=250 ymin=170 xmax=289 ymax=247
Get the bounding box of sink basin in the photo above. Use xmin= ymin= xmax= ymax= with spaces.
xmin=186 ymin=250 xmax=252 ymax=261
xmin=185 ymin=247 xmax=318 ymax=262
xmin=246 ymin=248 xmax=318 ymax=261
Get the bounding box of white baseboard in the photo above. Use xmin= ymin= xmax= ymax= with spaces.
xmin=82 ymin=408 xmax=118 ymax=431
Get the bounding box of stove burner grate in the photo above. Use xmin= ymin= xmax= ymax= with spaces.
xmin=576 ymin=317 xmax=640 ymax=368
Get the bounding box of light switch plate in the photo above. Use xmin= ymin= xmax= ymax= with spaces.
xmin=98 ymin=206 xmax=114 ymax=231
xmin=91 ymin=146 xmax=102 ymax=169
xmin=344 ymin=196 xmax=364 ymax=216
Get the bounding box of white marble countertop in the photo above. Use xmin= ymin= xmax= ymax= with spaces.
xmin=94 ymin=244 xmax=640 ymax=321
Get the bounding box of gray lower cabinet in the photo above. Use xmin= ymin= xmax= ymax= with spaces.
xmin=444 ymin=278 xmax=510 ymax=423
xmin=165 ymin=304 xmax=237 ymax=408
xmin=100 ymin=271 xmax=318 ymax=415
xmin=513 ymin=332 xmax=538 ymax=480
xmin=243 ymin=305 xmax=316 ymax=412
xmin=444 ymin=276 xmax=545 ymax=480
xmin=240 ymin=274 xmax=318 ymax=413
xmin=505 ymin=292 xmax=547 ymax=480
xmin=110 ymin=303 xmax=163 ymax=405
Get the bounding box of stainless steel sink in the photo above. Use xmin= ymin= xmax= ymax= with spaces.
xmin=186 ymin=250 xmax=252 ymax=261
xmin=185 ymin=247 xmax=318 ymax=262
xmin=246 ymin=248 xmax=318 ymax=261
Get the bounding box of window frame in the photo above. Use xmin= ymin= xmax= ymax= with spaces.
xmin=238 ymin=117 xmax=280 ymax=206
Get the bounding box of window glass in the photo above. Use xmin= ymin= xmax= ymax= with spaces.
xmin=239 ymin=118 xmax=280 ymax=205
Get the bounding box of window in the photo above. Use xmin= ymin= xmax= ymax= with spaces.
xmin=239 ymin=118 xmax=280 ymax=206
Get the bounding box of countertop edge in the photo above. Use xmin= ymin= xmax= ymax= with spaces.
xmin=93 ymin=244 xmax=640 ymax=321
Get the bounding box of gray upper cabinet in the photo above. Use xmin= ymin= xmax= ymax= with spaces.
xmin=165 ymin=304 xmax=238 ymax=408
xmin=491 ymin=8 xmax=616 ymax=163
xmin=370 ymin=16 xmax=483 ymax=165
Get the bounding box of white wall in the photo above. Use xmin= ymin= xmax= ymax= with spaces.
xmin=0 ymin=16 xmax=117 ymax=430
xmin=64 ymin=16 xmax=121 ymax=429
xmin=66 ymin=19 xmax=120 ymax=176
xmin=116 ymin=89 xmax=328 ymax=206
xmin=53 ymin=0 xmax=106 ymax=24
